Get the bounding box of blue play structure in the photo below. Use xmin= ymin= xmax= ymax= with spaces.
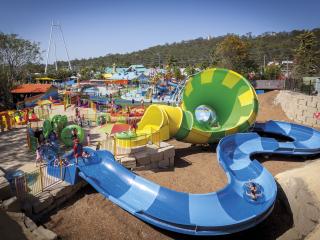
xmin=43 ymin=120 xmax=320 ymax=236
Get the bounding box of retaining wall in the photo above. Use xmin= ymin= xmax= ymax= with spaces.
xmin=275 ymin=91 xmax=320 ymax=128
xmin=115 ymin=142 xmax=175 ymax=170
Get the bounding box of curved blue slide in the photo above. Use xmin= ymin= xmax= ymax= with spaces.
xmin=75 ymin=121 xmax=320 ymax=236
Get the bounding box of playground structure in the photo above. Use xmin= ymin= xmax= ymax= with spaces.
xmin=11 ymin=84 xmax=59 ymax=109
xmin=120 ymin=79 xmax=186 ymax=104
xmin=0 ymin=111 xmax=12 ymax=131
xmin=0 ymin=107 xmax=50 ymax=132
xmin=115 ymin=69 xmax=257 ymax=147
xmin=8 ymin=67 xmax=320 ymax=236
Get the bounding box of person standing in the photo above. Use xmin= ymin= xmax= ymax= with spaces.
xmin=87 ymin=133 xmax=91 ymax=146
xmin=96 ymin=141 xmax=101 ymax=150
xmin=73 ymin=138 xmax=83 ymax=164
xmin=71 ymin=128 xmax=78 ymax=140
xmin=77 ymin=115 xmax=82 ymax=127
xmin=75 ymin=107 xmax=79 ymax=118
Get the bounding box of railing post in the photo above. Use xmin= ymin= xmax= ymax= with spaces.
xmin=39 ymin=165 xmax=44 ymax=192
xmin=60 ymin=157 xmax=63 ymax=180
xmin=23 ymin=174 xmax=28 ymax=195
xmin=27 ymin=128 xmax=31 ymax=150
xmin=14 ymin=177 xmax=19 ymax=197
xmin=113 ymin=136 xmax=117 ymax=156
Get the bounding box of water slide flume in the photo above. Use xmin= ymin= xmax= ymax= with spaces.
xmin=77 ymin=120 xmax=320 ymax=235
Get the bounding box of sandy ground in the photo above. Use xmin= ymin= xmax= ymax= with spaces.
xmin=40 ymin=90 xmax=319 ymax=240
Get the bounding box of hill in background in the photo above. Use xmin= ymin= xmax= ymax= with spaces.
xmin=63 ymin=28 xmax=320 ymax=69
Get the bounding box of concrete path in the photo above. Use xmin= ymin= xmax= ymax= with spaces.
xmin=0 ymin=127 xmax=36 ymax=173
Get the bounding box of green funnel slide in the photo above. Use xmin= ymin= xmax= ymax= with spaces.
xmin=136 ymin=68 xmax=258 ymax=144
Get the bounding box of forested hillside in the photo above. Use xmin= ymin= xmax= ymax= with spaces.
xmin=66 ymin=28 xmax=320 ymax=69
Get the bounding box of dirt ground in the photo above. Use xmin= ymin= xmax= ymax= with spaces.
xmin=43 ymin=90 xmax=313 ymax=240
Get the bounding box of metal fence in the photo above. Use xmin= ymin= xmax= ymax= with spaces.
xmin=75 ymin=112 xmax=142 ymax=126
xmin=13 ymin=163 xmax=63 ymax=201
xmin=284 ymin=78 xmax=319 ymax=96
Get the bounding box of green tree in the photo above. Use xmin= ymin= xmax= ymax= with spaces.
xmin=213 ymin=35 xmax=257 ymax=75
xmin=293 ymin=31 xmax=320 ymax=79
xmin=184 ymin=65 xmax=196 ymax=76
xmin=167 ymin=55 xmax=178 ymax=68
xmin=0 ymin=32 xmax=41 ymax=109
xmin=0 ymin=67 xmax=13 ymax=110
xmin=264 ymin=63 xmax=281 ymax=79
xmin=46 ymin=68 xmax=72 ymax=79
xmin=79 ymin=67 xmax=94 ymax=80
xmin=173 ymin=66 xmax=183 ymax=81
xmin=0 ymin=32 xmax=41 ymax=80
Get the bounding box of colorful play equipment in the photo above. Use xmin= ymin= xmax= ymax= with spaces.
xmin=41 ymin=67 xmax=320 ymax=236
xmin=0 ymin=109 xmax=31 ymax=130
xmin=0 ymin=111 xmax=12 ymax=131
xmin=60 ymin=124 xmax=85 ymax=147
xmin=43 ymin=120 xmax=53 ymax=138
xmin=51 ymin=115 xmax=68 ymax=133
xmin=116 ymin=131 xmax=137 ymax=139
xmin=117 ymin=68 xmax=257 ymax=146
xmin=96 ymin=113 xmax=108 ymax=126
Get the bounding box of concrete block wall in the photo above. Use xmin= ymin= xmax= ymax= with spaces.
xmin=275 ymin=91 xmax=320 ymax=128
xmin=0 ymin=168 xmax=60 ymax=240
xmin=116 ymin=142 xmax=175 ymax=170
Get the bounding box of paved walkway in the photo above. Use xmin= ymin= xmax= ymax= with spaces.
xmin=0 ymin=127 xmax=36 ymax=173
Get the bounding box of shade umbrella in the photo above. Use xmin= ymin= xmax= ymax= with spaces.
xmin=37 ymin=100 xmax=53 ymax=106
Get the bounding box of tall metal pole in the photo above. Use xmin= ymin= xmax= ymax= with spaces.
xmin=45 ymin=21 xmax=54 ymax=74
xmin=58 ymin=24 xmax=72 ymax=71
xmin=54 ymin=38 xmax=58 ymax=71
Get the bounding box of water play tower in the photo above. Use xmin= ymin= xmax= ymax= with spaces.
xmin=136 ymin=68 xmax=258 ymax=143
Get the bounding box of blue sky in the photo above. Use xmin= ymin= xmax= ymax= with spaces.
xmin=0 ymin=0 xmax=319 ymax=62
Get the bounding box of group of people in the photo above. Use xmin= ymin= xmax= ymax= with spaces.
xmin=35 ymin=128 xmax=58 ymax=166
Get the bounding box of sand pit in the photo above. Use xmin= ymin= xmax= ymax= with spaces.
xmin=41 ymin=90 xmax=317 ymax=239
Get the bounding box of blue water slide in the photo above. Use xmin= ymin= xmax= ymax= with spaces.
xmin=157 ymin=85 xmax=169 ymax=92
xmin=69 ymin=120 xmax=320 ymax=235
xmin=168 ymin=81 xmax=178 ymax=87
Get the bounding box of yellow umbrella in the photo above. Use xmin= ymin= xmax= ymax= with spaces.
xmin=35 ymin=77 xmax=54 ymax=81
xmin=37 ymin=100 xmax=53 ymax=106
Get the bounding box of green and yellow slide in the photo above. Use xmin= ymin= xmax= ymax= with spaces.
xmin=119 ymin=68 xmax=258 ymax=145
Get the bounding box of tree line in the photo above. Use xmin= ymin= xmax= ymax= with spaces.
xmin=62 ymin=28 xmax=320 ymax=78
